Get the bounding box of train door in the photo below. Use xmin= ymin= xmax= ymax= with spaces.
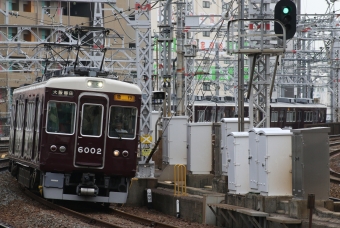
xmin=74 ymin=93 xmax=108 ymax=168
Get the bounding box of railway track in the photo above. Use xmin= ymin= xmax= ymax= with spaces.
xmin=329 ymin=135 xmax=340 ymax=184
xmin=0 ymin=158 xmax=9 ymax=172
xmin=23 ymin=188 xmax=179 ymax=228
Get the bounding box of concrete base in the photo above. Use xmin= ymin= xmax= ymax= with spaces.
xmin=186 ymin=173 xmax=214 ymax=188
xmin=125 ymin=177 xmax=158 ymax=206
xmin=212 ymin=176 xmax=228 ymax=194
xmin=157 ymin=164 xmax=175 ymax=182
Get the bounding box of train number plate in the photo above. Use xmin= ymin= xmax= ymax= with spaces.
xmin=77 ymin=147 xmax=102 ymax=155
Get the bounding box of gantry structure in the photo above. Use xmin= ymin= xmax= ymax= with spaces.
xmin=1 ymin=0 xmax=340 ymax=137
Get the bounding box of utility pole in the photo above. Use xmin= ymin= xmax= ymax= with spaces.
xmin=237 ymin=0 xmax=245 ymax=131
xmin=176 ymin=0 xmax=185 ymax=116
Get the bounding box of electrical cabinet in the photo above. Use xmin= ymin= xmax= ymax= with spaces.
xmin=221 ymin=118 xmax=250 ymax=175
xmin=291 ymin=127 xmax=330 ymax=200
xmin=187 ymin=122 xmax=213 ymax=174
xmin=248 ymin=128 xmax=282 ymax=192
xmin=162 ymin=116 xmax=188 ymax=165
xmin=257 ymin=129 xmax=293 ymax=196
xmin=227 ymin=132 xmax=250 ymax=194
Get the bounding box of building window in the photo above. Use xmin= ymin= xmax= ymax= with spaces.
xmin=286 ymin=111 xmax=296 ymax=122
xmin=203 ymin=31 xmax=210 ymax=37
xmin=203 ymin=82 xmax=211 ymax=91
xmin=11 ymin=0 xmax=19 ymax=11
xmin=23 ymin=1 xmax=33 ymax=13
xmin=203 ymin=1 xmax=210 ymax=8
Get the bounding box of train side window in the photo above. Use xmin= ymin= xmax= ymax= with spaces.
xmin=211 ymin=110 xmax=216 ymax=122
xmin=305 ymin=111 xmax=312 ymax=122
xmin=292 ymin=111 xmax=296 ymax=122
xmin=320 ymin=110 xmax=325 ymax=122
xmin=297 ymin=111 xmax=301 ymax=122
xmin=81 ymin=104 xmax=103 ymax=136
xmin=108 ymin=106 xmax=138 ymax=139
xmin=46 ymin=101 xmax=76 ymax=134
xmin=198 ymin=110 xmax=205 ymax=122
xmin=313 ymin=111 xmax=318 ymax=122
xmin=217 ymin=109 xmax=223 ymax=121
xmin=286 ymin=111 xmax=290 ymax=122
xmin=271 ymin=111 xmax=278 ymax=122
xmin=279 ymin=110 xmax=284 ymax=122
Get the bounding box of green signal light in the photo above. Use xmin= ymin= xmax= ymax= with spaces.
xmin=283 ymin=7 xmax=290 ymax=14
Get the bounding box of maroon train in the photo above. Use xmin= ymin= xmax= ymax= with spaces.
xmin=8 ymin=74 xmax=141 ymax=204
xmin=192 ymin=97 xmax=327 ymax=129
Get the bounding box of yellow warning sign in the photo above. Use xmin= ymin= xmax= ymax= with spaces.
xmin=140 ymin=134 xmax=152 ymax=144
xmin=142 ymin=149 xmax=152 ymax=157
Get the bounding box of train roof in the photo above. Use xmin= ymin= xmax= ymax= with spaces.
xmin=14 ymin=77 xmax=142 ymax=95
xmin=192 ymin=100 xmax=327 ymax=108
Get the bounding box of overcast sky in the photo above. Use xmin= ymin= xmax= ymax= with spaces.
xmin=300 ymin=0 xmax=339 ymax=14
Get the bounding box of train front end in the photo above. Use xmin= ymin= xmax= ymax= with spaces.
xmin=40 ymin=77 xmax=141 ymax=203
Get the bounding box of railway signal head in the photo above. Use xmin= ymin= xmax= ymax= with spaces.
xmin=274 ymin=0 xmax=297 ymax=40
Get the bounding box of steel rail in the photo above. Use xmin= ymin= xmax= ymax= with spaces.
xmin=23 ymin=189 xmax=124 ymax=228
xmin=24 ymin=188 xmax=179 ymax=228
xmin=0 ymin=158 xmax=9 ymax=172
xmin=108 ymin=207 xmax=179 ymax=228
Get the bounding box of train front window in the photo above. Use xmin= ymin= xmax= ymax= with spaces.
xmin=109 ymin=106 xmax=137 ymax=139
xmin=46 ymin=101 xmax=76 ymax=134
xmin=81 ymin=104 xmax=103 ymax=136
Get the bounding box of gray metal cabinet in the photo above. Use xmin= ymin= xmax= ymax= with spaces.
xmin=291 ymin=127 xmax=330 ymax=200
xmin=187 ymin=122 xmax=213 ymax=174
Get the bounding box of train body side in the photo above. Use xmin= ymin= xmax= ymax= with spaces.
xmin=192 ymin=101 xmax=326 ymax=128
xmin=8 ymin=77 xmax=142 ymax=203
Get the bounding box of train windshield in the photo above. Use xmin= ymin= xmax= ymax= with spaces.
xmin=81 ymin=104 xmax=103 ymax=136
xmin=46 ymin=101 xmax=76 ymax=134
xmin=109 ymin=106 xmax=137 ymax=139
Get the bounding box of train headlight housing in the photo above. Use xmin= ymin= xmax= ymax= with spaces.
xmin=59 ymin=146 xmax=66 ymax=153
xmin=87 ymin=80 xmax=104 ymax=88
xmin=113 ymin=150 xmax=120 ymax=156
xmin=50 ymin=145 xmax=57 ymax=152
xmin=122 ymin=150 xmax=129 ymax=157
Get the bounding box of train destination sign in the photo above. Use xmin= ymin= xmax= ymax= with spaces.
xmin=52 ymin=89 xmax=74 ymax=96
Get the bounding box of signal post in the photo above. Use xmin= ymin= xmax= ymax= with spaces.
xmin=229 ymin=0 xmax=296 ymax=128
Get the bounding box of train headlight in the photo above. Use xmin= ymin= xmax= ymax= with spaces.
xmin=87 ymin=80 xmax=104 ymax=88
xmin=113 ymin=150 xmax=120 ymax=156
xmin=50 ymin=145 xmax=57 ymax=152
xmin=122 ymin=150 xmax=129 ymax=157
xmin=59 ymin=146 xmax=66 ymax=153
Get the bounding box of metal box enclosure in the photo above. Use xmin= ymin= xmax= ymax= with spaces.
xmin=258 ymin=129 xmax=293 ymax=196
xmin=248 ymin=128 xmax=282 ymax=192
xmin=187 ymin=122 xmax=213 ymax=174
xmin=151 ymin=111 xmax=161 ymax=144
xmin=291 ymin=127 xmax=330 ymax=200
xmin=221 ymin=118 xmax=250 ymax=175
xmin=227 ymin=132 xmax=250 ymax=194
xmin=162 ymin=116 xmax=188 ymax=165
